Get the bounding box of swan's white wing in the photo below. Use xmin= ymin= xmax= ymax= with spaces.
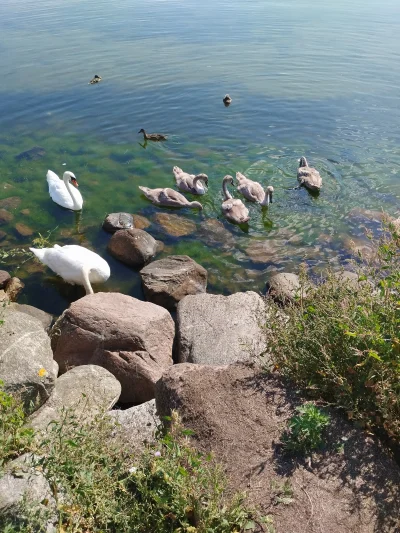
xmin=46 ymin=170 xmax=83 ymax=209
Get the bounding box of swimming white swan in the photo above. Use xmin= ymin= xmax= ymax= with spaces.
xmin=47 ymin=170 xmax=83 ymax=210
xmin=30 ymin=244 xmax=110 ymax=294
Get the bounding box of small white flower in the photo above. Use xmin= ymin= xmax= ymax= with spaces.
xmin=154 ymin=451 xmax=161 ymax=457
xmin=128 ymin=466 xmax=137 ymax=474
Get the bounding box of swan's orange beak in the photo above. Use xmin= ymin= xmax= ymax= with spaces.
xmin=71 ymin=177 xmax=79 ymax=188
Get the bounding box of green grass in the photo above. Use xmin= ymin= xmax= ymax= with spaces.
xmin=265 ymin=218 xmax=400 ymax=441
xmin=0 ymin=388 xmax=256 ymax=533
xmin=282 ymin=404 xmax=330 ymax=455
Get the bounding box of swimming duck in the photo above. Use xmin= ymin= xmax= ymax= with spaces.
xmin=89 ymin=75 xmax=102 ymax=84
xmin=139 ymin=186 xmax=202 ymax=209
xmin=221 ymin=175 xmax=250 ymax=224
xmin=223 ymin=94 xmax=232 ymax=106
xmin=297 ymin=157 xmax=322 ymax=191
xmin=173 ymin=166 xmax=209 ymax=195
xmin=236 ymin=172 xmax=274 ymax=206
xmin=30 ymin=244 xmax=110 ymax=295
xmin=47 ymin=170 xmax=83 ymax=211
xmin=138 ymin=129 xmax=167 ymax=141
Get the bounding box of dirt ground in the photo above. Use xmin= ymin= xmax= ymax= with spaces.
xmin=156 ymin=362 xmax=400 ymax=533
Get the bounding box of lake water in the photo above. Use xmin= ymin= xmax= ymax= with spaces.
xmin=1 ymin=0 xmax=400 ymax=314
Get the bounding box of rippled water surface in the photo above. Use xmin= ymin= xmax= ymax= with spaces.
xmin=1 ymin=0 xmax=400 ymax=314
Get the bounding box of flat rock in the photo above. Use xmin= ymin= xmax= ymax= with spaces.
xmin=0 ymin=269 xmax=11 ymax=288
xmin=154 ymin=212 xmax=197 ymax=237
xmin=156 ymin=363 xmax=400 ymax=533
xmin=267 ymin=272 xmax=306 ymax=302
xmin=9 ymin=302 xmax=53 ymax=330
xmin=0 ymin=308 xmax=56 ymax=413
xmin=30 ymin=365 xmax=121 ymax=431
xmin=15 ymin=222 xmax=34 ymax=237
xmin=107 ymin=228 xmax=158 ymax=268
xmin=109 ymin=399 xmax=159 ymax=451
xmin=0 ymin=229 xmax=6 ymax=241
xmin=0 ymin=208 xmax=13 ymax=224
xmin=20 ymin=208 xmax=30 ymax=216
xmin=176 ymin=291 xmax=266 ymax=365
xmin=133 ymin=214 xmax=151 ymax=230
xmin=103 ymin=212 xmax=133 ymax=233
xmin=245 ymin=239 xmax=285 ymax=264
xmin=198 ymin=218 xmax=235 ymax=250
xmin=0 ymin=454 xmax=56 ymax=529
xmin=0 ymin=196 xmax=22 ymax=210
xmin=50 ymin=293 xmax=174 ymax=403
xmin=140 ymin=255 xmax=207 ymax=310
xmin=15 ymin=146 xmax=46 ymax=161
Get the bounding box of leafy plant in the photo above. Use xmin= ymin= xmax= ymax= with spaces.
xmin=0 ymin=382 xmax=34 ymax=471
xmin=266 ymin=219 xmax=400 ymax=440
xmin=282 ymin=404 xmax=330 ymax=454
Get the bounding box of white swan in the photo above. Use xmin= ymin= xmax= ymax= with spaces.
xmin=47 ymin=170 xmax=83 ymax=210
xmin=30 ymin=244 xmax=110 ymax=294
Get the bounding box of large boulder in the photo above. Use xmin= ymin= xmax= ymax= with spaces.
xmin=0 ymin=454 xmax=56 ymax=531
xmin=109 ymin=399 xmax=159 ymax=451
xmin=50 ymin=293 xmax=174 ymax=403
xmin=0 ymin=308 xmax=56 ymax=413
xmin=9 ymin=303 xmax=53 ymax=331
xmin=30 ymin=365 xmax=121 ymax=431
xmin=103 ymin=212 xmax=133 ymax=233
xmin=156 ymin=363 xmax=400 ymax=533
xmin=176 ymin=291 xmax=266 ymax=365
xmin=140 ymin=255 xmax=208 ymax=310
xmin=107 ymin=228 xmax=158 ymax=268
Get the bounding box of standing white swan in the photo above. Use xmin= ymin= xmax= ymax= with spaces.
xmin=30 ymin=245 xmax=110 ymax=294
xmin=47 ymin=170 xmax=83 ymax=210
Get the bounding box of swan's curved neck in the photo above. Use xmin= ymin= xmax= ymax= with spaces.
xmin=64 ymin=176 xmax=80 ymax=210
xmin=193 ymin=175 xmax=206 ymax=191
xmin=222 ymin=179 xmax=233 ymax=200
xmin=260 ymin=190 xmax=271 ymax=206
xmin=82 ymin=266 xmax=94 ymax=295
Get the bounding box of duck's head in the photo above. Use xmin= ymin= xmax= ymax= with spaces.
xmin=138 ymin=129 xmax=145 ymax=134
xmin=63 ymin=171 xmax=79 ymax=187
xmin=299 ymin=157 xmax=308 ymax=168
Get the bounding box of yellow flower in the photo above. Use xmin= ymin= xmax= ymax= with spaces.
xmin=38 ymin=367 xmax=47 ymax=377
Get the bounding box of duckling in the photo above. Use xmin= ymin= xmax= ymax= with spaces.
xmin=223 ymin=94 xmax=232 ymax=106
xmin=297 ymin=157 xmax=322 ymax=191
xmin=89 ymin=75 xmax=102 ymax=85
xmin=138 ymin=129 xmax=167 ymax=142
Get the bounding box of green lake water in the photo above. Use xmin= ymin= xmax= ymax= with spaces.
xmin=1 ymin=0 xmax=400 ymax=314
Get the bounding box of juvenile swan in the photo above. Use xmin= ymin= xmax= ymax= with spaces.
xmin=221 ymin=175 xmax=250 ymax=224
xmin=138 ymin=186 xmax=203 ymax=209
xmin=47 ymin=170 xmax=83 ymax=211
xmin=30 ymin=245 xmax=110 ymax=295
xmin=173 ymin=166 xmax=208 ymax=195
xmin=297 ymin=157 xmax=322 ymax=191
xmin=236 ymin=172 xmax=274 ymax=206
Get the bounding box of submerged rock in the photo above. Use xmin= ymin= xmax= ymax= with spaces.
xmin=0 ymin=196 xmax=22 ymax=210
xmin=133 ymin=214 xmax=151 ymax=230
xmin=107 ymin=228 xmax=158 ymax=268
xmin=15 ymin=146 xmax=46 ymax=161
xmin=51 ymin=293 xmax=174 ymax=403
xmin=0 ymin=269 xmax=10 ymax=288
xmin=176 ymin=291 xmax=266 ymax=365
xmin=103 ymin=212 xmax=133 ymax=233
xmin=154 ymin=212 xmax=197 ymax=237
xmin=245 ymin=239 xmax=285 ymax=264
xmin=198 ymin=218 xmax=235 ymax=250
xmin=0 ymin=208 xmax=13 ymax=224
xmin=140 ymin=255 xmax=207 ymax=310
xmin=0 ymin=230 xmax=6 ymax=241
xmin=267 ymin=272 xmax=307 ymax=302
xmin=15 ymin=222 xmax=34 ymax=237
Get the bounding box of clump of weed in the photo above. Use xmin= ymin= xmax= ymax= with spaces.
xmin=282 ymin=403 xmax=330 ymax=455
xmin=266 ymin=218 xmax=400 ymax=440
